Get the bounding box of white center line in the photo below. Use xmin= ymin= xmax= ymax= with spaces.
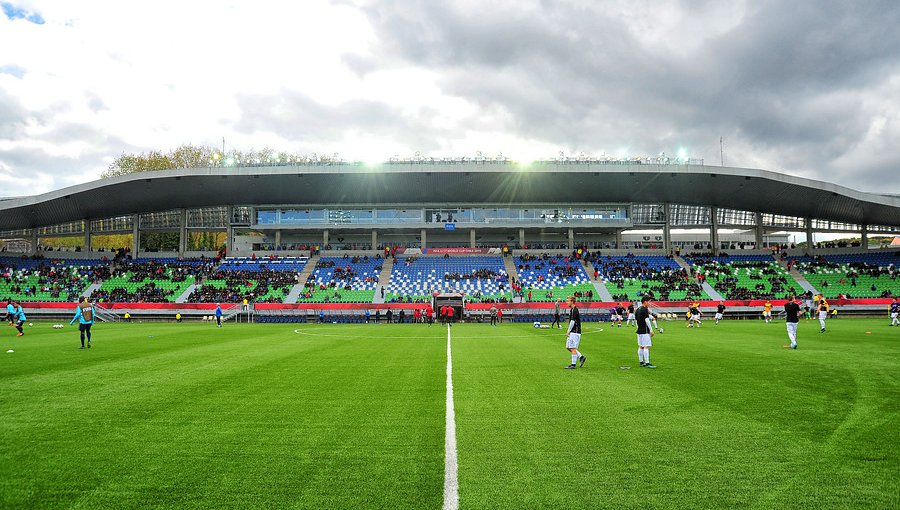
xmin=443 ymin=324 xmax=459 ymax=510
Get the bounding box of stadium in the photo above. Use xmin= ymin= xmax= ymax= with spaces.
xmin=0 ymin=159 xmax=897 ymax=319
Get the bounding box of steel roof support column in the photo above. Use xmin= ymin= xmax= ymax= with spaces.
xmin=710 ymin=206 xmax=719 ymax=256
xmin=615 ymin=229 xmax=623 ymax=249
xmin=861 ymin=224 xmax=868 ymax=250
xmin=420 ymin=229 xmax=426 ymax=250
xmin=274 ymin=230 xmax=281 ymax=250
xmin=568 ymin=228 xmax=574 ymax=250
xmin=83 ymin=219 xmax=92 ymax=253
xmin=755 ymin=212 xmax=764 ymax=250
xmin=372 ymin=229 xmax=378 ymax=250
xmin=178 ymin=209 xmax=187 ymax=256
xmin=663 ymin=203 xmax=672 ymax=255
xmin=132 ymin=214 xmax=140 ymax=260
xmin=519 ymin=228 xmax=525 ymax=249
xmin=469 ymin=228 xmax=475 ymax=248
xmin=323 ymin=229 xmax=329 ymax=250
xmin=225 ymin=206 xmax=234 ymax=255
xmin=30 ymin=229 xmax=38 ymax=255
xmin=805 ymin=218 xmax=814 ymax=253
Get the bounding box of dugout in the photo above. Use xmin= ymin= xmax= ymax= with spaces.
xmin=433 ymin=293 xmax=465 ymax=321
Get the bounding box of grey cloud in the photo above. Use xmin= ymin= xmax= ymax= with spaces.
xmin=352 ymin=0 xmax=900 ymax=191
xmin=0 ymin=89 xmax=27 ymax=139
xmin=234 ymin=89 xmax=447 ymax=152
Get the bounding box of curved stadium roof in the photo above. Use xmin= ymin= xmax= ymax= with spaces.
xmin=0 ymin=163 xmax=898 ymax=230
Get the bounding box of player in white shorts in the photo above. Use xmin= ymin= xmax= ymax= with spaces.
xmin=784 ymin=295 xmax=801 ymax=349
xmin=714 ymin=302 xmax=725 ymax=325
xmin=816 ymin=294 xmax=829 ymax=332
xmin=564 ymin=296 xmax=586 ymax=369
xmin=635 ymin=295 xmax=656 ymax=368
xmin=626 ymin=303 xmax=636 ymax=326
xmin=889 ymin=297 xmax=899 ymax=326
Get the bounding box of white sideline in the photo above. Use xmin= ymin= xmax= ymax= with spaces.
xmin=443 ymin=324 xmax=459 ymax=510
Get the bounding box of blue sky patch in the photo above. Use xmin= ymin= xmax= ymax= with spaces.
xmin=2 ymin=2 xmax=45 ymax=24
xmin=0 ymin=65 xmax=25 ymax=78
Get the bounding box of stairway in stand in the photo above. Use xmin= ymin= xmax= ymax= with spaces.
xmin=372 ymin=255 xmax=394 ymax=303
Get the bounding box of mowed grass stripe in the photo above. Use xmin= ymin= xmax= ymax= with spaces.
xmin=0 ymin=323 xmax=447 ymax=509
xmin=450 ymin=321 xmax=898 ymax=509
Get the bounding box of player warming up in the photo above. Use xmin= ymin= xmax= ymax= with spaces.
xmin=69 ymin=297 xmax=95 ymax=348
xmin=763 ymin=300 xmax=773 ymax=324
xmin=816 ymin=294 xmax=829 ymax=332
xmin=784 ymin=295 xmax=800 ymax=349
xmin=12 ymin=301 xmax=26 ymax=337
xmin=715 ymin=302 xmax=726 ymax=325
xmin=636 ymin=296 xmax=656 ymax=368
xmin=564 ymin=296 xmax=585 ymax=369
xmin=889 ymin=297 xmax=899 ymax=327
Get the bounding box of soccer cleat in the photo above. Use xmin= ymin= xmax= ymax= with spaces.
xmin=16 ymin=333 xmax=23 ymax=337
xmin=79 ymin=346 xmax=85 ymax=349
xmin=87 ymin=342 xmax=91 ymax=348
xmin=644 ymin=363 xmax=657 ymax=369
xmin=820 ymin=328 xmax=826 ymax=333
xmin=565 ymin=364 xmax=577 ymax=369
xmin=792 ymin=344 xmax=798 ymax=349
xmin=579 ymin=355 xmax=586 ymax=367
xmin=639 ymin=362 xmax=646 ymax=367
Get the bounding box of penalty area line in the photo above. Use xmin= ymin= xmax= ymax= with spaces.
xmin=443 ymin=324 xmax=459 ymax=510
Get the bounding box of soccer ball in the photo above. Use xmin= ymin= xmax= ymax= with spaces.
xmin=28 ymin=322 xmax=33 ymax=327
xmin=533 ymin=321 xmax=541 ymax=328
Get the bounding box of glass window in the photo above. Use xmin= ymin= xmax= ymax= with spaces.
xmin=256 ymin=210 xmax=278 ymax=225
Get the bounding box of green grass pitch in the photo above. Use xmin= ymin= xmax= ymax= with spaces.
xmin=0 ymin=318 xmax=897 ymax=509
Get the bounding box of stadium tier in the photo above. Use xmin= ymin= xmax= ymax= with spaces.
xmin=0 ymin=257 xmax=109 ymax=302
xmin=513 ymin=254 xmax=595 ymax=301
xmin=298 ymin=255 xmax=382 ymax=303
xmin=92 ymin=259 xmax=217 ymax=303
xmin=597 ymin=255 xmax=706 ymax=301
xmin=791 ymin=252 xmax=898 ymax=299
xmin=689 ymin=255 xmax=803 ymax=300
xmin=386 ymin=256 xmax=509 ymax=302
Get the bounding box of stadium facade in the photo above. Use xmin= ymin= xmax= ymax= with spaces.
xmin=1 ymin=161 xmax=899 ymax=255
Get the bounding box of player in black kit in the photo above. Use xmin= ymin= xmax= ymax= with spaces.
xmin=564 ymin=296 xmax=586 ymax=369
xmin=784 ymin=295 xmax=801 ymax=349
xmin=636 ymin=295 xmax=656 ymax=368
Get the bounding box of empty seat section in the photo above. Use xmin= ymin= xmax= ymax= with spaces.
xmin=513 ymin=255 xmax=593 ymax=301
xmin=298 ymin=256 xmax=382 ymax=303
xmin=386 ymin=256 xmax=508 ymax=302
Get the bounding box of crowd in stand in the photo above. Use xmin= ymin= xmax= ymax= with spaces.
xmin=92 ymin=282 xmax=172 ymax=303
xmin=188 ymin=269 xmax=297 ymax=303
xmin=444 ymin=268 xmax=502 ymax=281
xmin=0 ymin=257 xmax=108 ymax=301
xmin=696 ymin=260 xmax=799 ymax=300
xmin=795 ymin=256 xmax=897 ymax=298
xmin=594 ymin=255 xmax=703 ymax=301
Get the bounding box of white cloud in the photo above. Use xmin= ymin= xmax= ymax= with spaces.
xmin=0 ymin=0 xmax=898 ymax=198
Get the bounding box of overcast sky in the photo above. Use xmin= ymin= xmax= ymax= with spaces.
xmin=1 ymin=0 xmax=899 ymax=197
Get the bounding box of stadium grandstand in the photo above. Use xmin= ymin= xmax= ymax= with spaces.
xmin=0 ymin=160 xmax=897 ymax=320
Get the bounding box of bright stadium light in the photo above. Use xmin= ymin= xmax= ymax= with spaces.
xmin=678 ymin=147 xmax=687 ymax=160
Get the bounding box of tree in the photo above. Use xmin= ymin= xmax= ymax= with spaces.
xmin=102 ymin=145 xmax=333 ymax=178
